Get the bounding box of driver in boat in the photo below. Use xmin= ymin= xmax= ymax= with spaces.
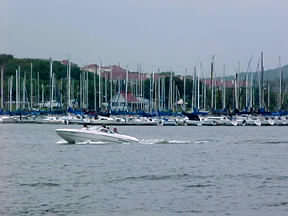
xmin=101 ymin=125 xmax=118 ymax=133
xmin=102 ymin=124 xmax=109 ymax=129
xmin=83 ymin=123 xmax=88 ymax=129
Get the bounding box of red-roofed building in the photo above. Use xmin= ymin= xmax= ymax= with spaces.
xmin=123 ymin=92 xmax=138 ymax=103
xmin=81 ymin=64 xmax=148 ymax=81
xmin=111 ymin=92 xmax=149 ymax=111
xmin=81 ymin=64 xmax=98 ymax=73
xmin=61 ymin=60 xmax=69 ymax=65
xmin=81 ymin=64 xmax=173 ymax=82
xmin=101 ymin=65 xmax=148 ymax=81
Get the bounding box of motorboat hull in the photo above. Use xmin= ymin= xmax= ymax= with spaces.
xmin=56 ymin=128 xmax=139 ymax=144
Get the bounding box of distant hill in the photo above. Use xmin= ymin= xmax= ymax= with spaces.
xmin=262 ymin=65 xmax=288 ymax=81
xmin=219 ymin=64 xmax=288 ymax=82
xmin=0 ymin=54 xmax=82 ymax=81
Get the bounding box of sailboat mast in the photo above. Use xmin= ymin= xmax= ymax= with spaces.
xmin=68 ymin=61 xmax=71 ymax=108
xmin=195 ymin=67 xmax=198 ymax=110
xmin=49 ymin=58 xmax=53 ymax=111
xmin=203 ymin=69 xmax=206 ymax=110
xmin=79 ymin=73 xmax=82 ymax=109
xmin=51 ymin=73 xmax=54 ymax=110
xmin=141 ymin=73 xmax=143 ymax=111
xmin=279 ymin=56 xmax=282 ymax=110
xmin=136 ymin=65 xmax=139 ymax=111
xmin=98 ymin=65 xmax=102 ymax=110
xmin=157 ymin=69 xmax=161 ymax=110
xmin=245 ymin=57 xmax=253 ymax=110
xmin=210 ymin=59 xmax=214 ymax=110
xmin=18 ymin=66 xmax=21 ymax=109
xmin=125 ymin=67 xmax=128 ymax=111
xmin=110 ymin=67 xmax=113 ymax=111
xmin=214 ymin=76 xmax=217 ymax=110
xmin=173 ymin=79 xmax=175 ymax=112
xmin=161 ymin=77 xmax=164 ymax=110
xmin=184 ymin=69 xmax=186 ymax=111
xmin=86 ymin=71 xmax=89 ymax=109
xmin=267 ymin=81 xmax=270 ymax=111
xmin=260 ymin=52 xmax=264 ymax=108
xmin=94 ymin=66 xmax=96 ymax=111
xmin=197 ymin=64 xmax=200 ymax=110
xmin=153 ymin=69 xmax=155 ymax=111
xmin=83 ymin=71 xmax=86 ymax=109
xmin=257 ymin=61 xmax=261 ymax=108
xmin=155 ymin=70 xmax=158 ymax=111
xmin=37 ymin=72 xmax=39 ymax=108
xmin=203 ymin=80 xmax=206 ymax=110
xmin=223 ymin=64 xmax=226 ymax=110
xmin=104 ymin=69 xmax=107 ymax=104
xmin=41 ymin=84 xmax=44 ymax=107
xmin=235 ymin=72 xmax=238 ymax=110
xmin=82 ymin=72 xmax=85 ymax=109
xmin=0 ymin=66 xmax=3 ymax=109
xmin=16 ymin=69 xmax=18 ymax=110
xmin=163 ymin=76 xmax=166 ymax=110
xmin=9 ymin=76 xmax=13 ymax=112
xmin=60 ymin=79 xmax=63 ymax=108
xmin=191 ymin=71 xmax=193 ymax=111
xmin=192 ymin=67 xmax=195 ymax=110
xmin=169 ymin=71 xmax=172 ymax=110
xmin=249 ymin=69 xmax=253 ymax=109
xmin=140 ymin=67 xmax=143 ymax=110
xmin=30 ymin=63 xmax=33 ymax=109
xmin=245 ymin=74 xmax=248 ymax=108
xmin=23 ymin=71 xmax=26 ymax=109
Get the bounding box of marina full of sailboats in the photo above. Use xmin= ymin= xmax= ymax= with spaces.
xmin=1 ymin=52 xmax=288 ymax=126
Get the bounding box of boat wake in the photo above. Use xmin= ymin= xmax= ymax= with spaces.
xmin=233 ymin=139 xmax=288 ymax=145
xmin=138 ymin=139 xmax=189 ymax=145
xmin=138 ymin=139 xmax=208 ymax=145
xmin=57 ymin=140 xmax=69 ymax=144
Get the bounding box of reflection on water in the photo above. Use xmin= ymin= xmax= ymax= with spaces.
xmin=0 ymin=124 xmax=288 ymax=215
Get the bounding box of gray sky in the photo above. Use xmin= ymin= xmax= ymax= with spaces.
xmin=1 ymin=0 xmax=288 ymax=74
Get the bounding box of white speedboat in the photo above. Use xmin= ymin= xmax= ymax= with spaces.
xmin=56 ymin=126 xmax=139 ymax=144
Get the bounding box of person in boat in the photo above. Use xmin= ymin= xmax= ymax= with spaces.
xmin=102 ymin=124 xmax=111 ymax=130
xmin=83 ymin=123 xmax=88 ymax=128
xmin=100 ymin=124 xmax=111 ymax=133
xmin=113 ymin=127 xmax=118 ymax=133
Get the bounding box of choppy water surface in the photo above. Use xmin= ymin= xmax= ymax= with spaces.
xmin=0 ymin=124 xmax=288 ymax=215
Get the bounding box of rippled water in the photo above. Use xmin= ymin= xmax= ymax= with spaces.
xmin=0 ymin=124 xmax=288 ymax=215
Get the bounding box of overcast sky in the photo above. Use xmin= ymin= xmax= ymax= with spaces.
xmin=1 ymin=0 xmax=287 ymax=74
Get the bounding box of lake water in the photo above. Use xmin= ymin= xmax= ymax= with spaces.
xmin=0 ymin=124 xmax=288 ymax=215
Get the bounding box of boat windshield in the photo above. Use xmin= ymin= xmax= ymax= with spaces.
xmin=84 ymin=126 xmax=117 ymax=134
xmin=99 ymin=128 xmax=111 ymax=133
